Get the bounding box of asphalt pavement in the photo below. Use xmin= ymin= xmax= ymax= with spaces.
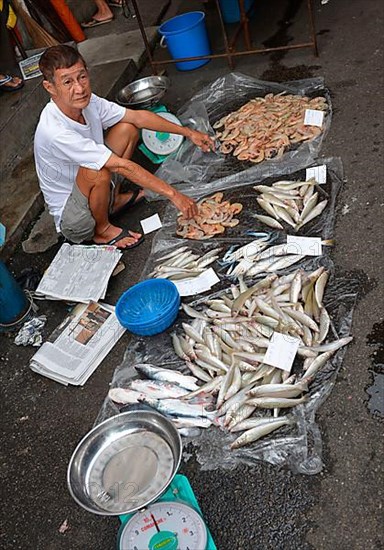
xmin=0 ymin=0 xmax=383 ymax=549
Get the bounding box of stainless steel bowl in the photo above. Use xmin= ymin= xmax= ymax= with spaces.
xmin=116 ymin=75 xmax=170 ymax=109
xmin=67 ymin=410 xmax=182 ymax=516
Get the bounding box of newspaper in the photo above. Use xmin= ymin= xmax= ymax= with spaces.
xmin=35 ymin=243 xmax=122 ymax=303
xmin=19 ymin=52 xmax=44 ymax=80
xmin=30 ymin=302 xmax=125 ymax=386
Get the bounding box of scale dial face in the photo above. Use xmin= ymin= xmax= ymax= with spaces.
xmin=120 ymin=501 xmax=208 ymax=550
xmin=142 ymin=111 xmax=184 ymax=156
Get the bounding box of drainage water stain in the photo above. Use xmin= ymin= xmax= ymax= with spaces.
xmin=261 ymin=0 xmax=321 ymax=82
xmin=365 ymin=320 xmax=384 ymax=419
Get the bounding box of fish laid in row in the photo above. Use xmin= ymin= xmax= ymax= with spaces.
xmin=149 ymin=245 xmax=222 ymax=281
xmin=253 ymin=178 xmax=328 ymax=231
xmin=221 ymin=235 xmax=333 ymax=279
xmin=169 ymin=267 xmax=352 ymax=448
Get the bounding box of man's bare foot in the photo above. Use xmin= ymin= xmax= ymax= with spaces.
xmin=93 ymin=224 xmax=142 ymax=249
xmin=93 ymin=5 xmax=113 ymax=20
xmin=112 ymin=188 xmax=145 ymax=214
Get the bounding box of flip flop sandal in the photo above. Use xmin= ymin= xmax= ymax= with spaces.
xmin=81 ymin=17 xmax=113 ymax=28
xmin=93 ymin=229 xmax=145 ymax=249
xmin=0 ymin=75 xmax=24 ymax=92
xmin=110 ymin=188 xmax=146 ymax=219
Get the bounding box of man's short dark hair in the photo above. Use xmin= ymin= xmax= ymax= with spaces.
xmin=39 ymin=45 xmax=87 ymax=82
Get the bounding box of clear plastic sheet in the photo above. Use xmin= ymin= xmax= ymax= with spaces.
xmin=149 ymin=73 xmax=332 ymax=199
xmin=158 ymin=158 xmax=343 ymax=241
xmin=96 ymin=256 xmax=358 ymax=475
xmin=139 ymin=233 xmax=331 ymax=295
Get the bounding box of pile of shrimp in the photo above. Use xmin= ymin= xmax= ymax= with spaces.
xmin=213 ymin=93 xmax=328 ymax=163
xmin=176 ymin=192 xmax=243 ymax=240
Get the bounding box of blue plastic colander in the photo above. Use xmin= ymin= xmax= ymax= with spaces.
xmin=115 ymin=279 xmax=180 ymax=336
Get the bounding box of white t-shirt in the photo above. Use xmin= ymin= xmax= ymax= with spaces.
xmin=34 ymin=94 xmax=125 ymax=231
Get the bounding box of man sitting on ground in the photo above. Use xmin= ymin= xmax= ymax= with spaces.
xmin=34 ymin=45 xmax=214 ymax=249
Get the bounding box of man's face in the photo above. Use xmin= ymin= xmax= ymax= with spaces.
xmin=44 ymin=61 xmax=91 ymax=112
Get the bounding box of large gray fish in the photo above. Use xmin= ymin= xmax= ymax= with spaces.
xmin=138 ymin=396 xmax=216 ymax=420
xmin=230 ymin=417 xmax=294 ymax=449
xmin=134 ymin=364 xmax=199 ymax=391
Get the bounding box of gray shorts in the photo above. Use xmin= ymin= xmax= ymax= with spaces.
xmin=60 ymin=182 xmax=115 ymax=243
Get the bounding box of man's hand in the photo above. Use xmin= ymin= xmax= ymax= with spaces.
xmin=188 ymin=129 xmax=215 ymax=152
xmin=171 ymin=190 xmax=198 ymax=219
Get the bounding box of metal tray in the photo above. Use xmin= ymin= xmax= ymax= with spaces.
xmin=115 ymin=76 xmax=170 ymax=109
xmin=67 ymin=410 xmax=182 ymax=515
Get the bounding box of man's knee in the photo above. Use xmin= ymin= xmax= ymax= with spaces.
xmin=105 ymin=122 xmax=139 ymax=156
xmin=76 ymin=166 xmax=111 ymax=193
xmin=114 ymin=121 xmax=139 ymax=141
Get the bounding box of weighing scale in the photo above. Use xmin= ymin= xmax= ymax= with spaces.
xmin=138 ymin=106 xmax=185 ymax=164
xmin=118 ymin=474 xmax=216 ymax=550
xmin=67 ymin=409 xmax=216 ymax=550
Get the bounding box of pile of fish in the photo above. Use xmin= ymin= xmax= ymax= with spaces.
xmin=213 ymin=93 xmax=328 ymax=163
xmin=169 ymin=267 xmax=352 ymax=449
xmin=148 ymin=245 xmax=222 ymax=282
xmin=222 ymin=237 xmax=303 ymax=279
xmin=221 ymin=235 xmax=333 ymax=279
xmin=176 ymin=192 xmax=243 ymax=240
xmin=108 ymin=364 xmax=214 ymax=438
xmin=253 ymin=179 xmax=328 ymax=231
xmin=109 ymin=268 xmax=352 ymax=448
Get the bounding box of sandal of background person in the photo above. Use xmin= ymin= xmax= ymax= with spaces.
xmin=81 ymin=16 xmax=114 ymax=28
xmin=0 ymin=74 xmax=24 ymax=92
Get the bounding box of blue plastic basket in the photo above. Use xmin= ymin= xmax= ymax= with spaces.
xmin=116 ymin=279 xmax=180 ymax=336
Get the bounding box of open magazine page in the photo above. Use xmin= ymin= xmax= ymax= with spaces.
xmin=30 ymin=302 xmax=125 ymax=384
xmin=35 ymin=244 xmax=122 ymax=303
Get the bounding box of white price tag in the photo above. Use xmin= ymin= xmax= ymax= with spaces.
xmin=140 ymin=214 xmax=162 ymax=234
xmin=304 ymin=109 xmax=324 ymax=127
xmin=286 ymin=235 xmax=322 ymax=256
xmin=174 ymin=268 xmax=220 ymax=296
xmin=306 ymin=165 xmax=327 ymax=184
xmin=264 ymin=332 xmax=300 ymax=373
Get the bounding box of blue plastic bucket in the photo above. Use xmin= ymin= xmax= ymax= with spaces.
xmin=219 ymin=0 xmax=255 ymax=24
xmin=0 ymin=261 xmax=29 ymax=328
xmin=159 ymin=11 xmax=211 ymax=71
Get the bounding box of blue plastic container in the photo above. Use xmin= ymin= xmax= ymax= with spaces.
xmin=219 ymin=0 xmax=255 ymax=24
xmin=0 ymin=261 xmax=28 ymax=328
xmin=159 ymin=11 xmax=211 ymax=71
xmin=116 ymin=279 xmax=180 ymax=336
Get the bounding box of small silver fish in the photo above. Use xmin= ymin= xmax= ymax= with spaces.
xmin=134 ymin=364 xmax=199 ymax=391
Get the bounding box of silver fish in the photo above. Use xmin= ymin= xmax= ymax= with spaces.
xmin=134 ymin=364 xmax=199 ymax=391
xmin=253 ymin=214 xmax=284 ymax=230
xmin=247 ymin=381 xmax=308 ymax=398
xmin=130 ymin=379 xmax=190 ymax=399
xmin=247 ymin=396 xmax=308 ymax=408
xmin=108 ymin=387 xmax=142 ymax=404
xmin=230 ymin=417 xmax=293 ymax=449
xmin=139 ymin=396 xmax=215 ymax=419
xmin=230 ymin=415 xmax=288 ymax=433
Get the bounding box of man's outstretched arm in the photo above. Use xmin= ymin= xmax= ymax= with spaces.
xmin=104 ymin=153 xmax=198 ymax=219
xmin=120 ymin=109 xmax=215 ymax=152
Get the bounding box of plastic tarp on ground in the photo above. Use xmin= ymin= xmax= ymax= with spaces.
xmin=96 ymin=158 xmax=361 ymax=474
xmin=158 ymin=157 xmax=343 ymax=242
xmin=96 ymin=255 xmax=358 ymax=475
xmin=148 ymin=73 xmax=332 ymax=200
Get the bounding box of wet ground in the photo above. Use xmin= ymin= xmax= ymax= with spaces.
xmin=1 ymin=0 xmax=383 ymax=548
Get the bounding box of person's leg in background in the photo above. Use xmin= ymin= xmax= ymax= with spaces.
xmin=0 ymin=0 xmax=23 ymax=91
xmin=81 ymin=0 xmax=113 ymax=28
